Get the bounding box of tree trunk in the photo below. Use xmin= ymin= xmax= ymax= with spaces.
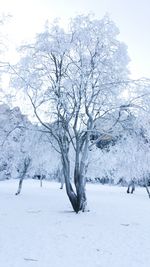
xmin=75 ymin=176 xmax=87 ymax=212
xmin=15 ymin=157 xmax=31 ymax=195
xmin=60 ymin=173 xmax=64 ymax=189
xmin=145 ymin=185 xmax=150 ymax=198
xmin=75 ymin=132 xmax=89 ymax=212
xmin=40 ymin=175 xmax=43 ymax=187
xmin=15 ymin=177 xmax=24 ymax=195
xmin=74 ymin=161 xmax=87 ymax=212
xmin=144 ymin=178 xmax=150 ymax=199
xmin=127 ymin=180 xmax=135 ymax=194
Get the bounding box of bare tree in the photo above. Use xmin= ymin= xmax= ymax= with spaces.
xmin=12 ymin=15 xmax=130 ymax=212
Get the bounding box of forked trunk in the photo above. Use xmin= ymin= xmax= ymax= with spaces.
xmin=62 ymin=160 xmax=79 ymax=212
xmin=64 ymin=176 xmax=87 ymax=213
xmin=62 ymin=153 xmax=87 ymax=213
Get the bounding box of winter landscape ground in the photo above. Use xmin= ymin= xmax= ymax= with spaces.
xmin=0 ymin=179 xmax=150 ymax=267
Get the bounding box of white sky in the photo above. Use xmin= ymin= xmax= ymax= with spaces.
xmin=1 ymin=0 xmax=150 ymax=79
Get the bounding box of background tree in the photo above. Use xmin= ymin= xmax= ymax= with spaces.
xmin=87 ymin=110 xmax=150 ymax=198
xmin=12 ymin=15 xmax=130 ymax=212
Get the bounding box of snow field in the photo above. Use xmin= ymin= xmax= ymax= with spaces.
xmin=0 ymin=179 xmax=150 ymax=267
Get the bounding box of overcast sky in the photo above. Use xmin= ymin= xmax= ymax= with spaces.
xmin=1 ymin=0 xmax=150 ymax=78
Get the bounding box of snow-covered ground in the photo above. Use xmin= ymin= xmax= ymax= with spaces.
xmin=0 ymin=179 xmax=150 ymax=267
